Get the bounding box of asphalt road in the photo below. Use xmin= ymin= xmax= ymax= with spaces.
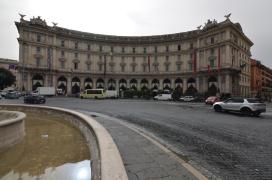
xmin=1 ymin=97 xmax=272 ymax=180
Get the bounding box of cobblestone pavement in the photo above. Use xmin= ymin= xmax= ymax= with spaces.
xmin=1 ymin=98 xmax=272 ymax=180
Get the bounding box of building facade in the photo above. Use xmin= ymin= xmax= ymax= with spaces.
xmin=15 ymin=16 xmax=253 ymax=96
xmin=251 ymin=59 xmax=272 ymax=101
xmin=0 ymin=58 xmax=18 ymax=88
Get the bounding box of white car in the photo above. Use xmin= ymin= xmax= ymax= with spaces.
xmin=153 ymin=94 xmax=172 ymax=101
xmin=213 ymin=98 xmax=266 ymax=116
xmin=180 ymin=96 xmax=195 ymax=102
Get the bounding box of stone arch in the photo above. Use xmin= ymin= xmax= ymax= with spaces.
xmin=208 ymin=76 xmax=218 ymax=96
xmin=119 ymin=79 xmax=127 ymax=91
xmin=151 ymin=79 xmax=159 ymax=90
xmin=84 ymin=78 xmax=93 ymax=89
xmin=108 ymin=79 xmax=116 ymax=90
xmin=72 ymin=77 xmax=80 ymax=94
xmin=57 ymin=76 xmax=67 ymax=94
xmin=130 ymin=79 xmax=137 ymax=90
xmin=32 ymin=74 xmax=44 ymax=91
xmin=140 ymin=79 xmax=148 ymax=90
xmin=96 ymin=78 xmax=105 ymax=89
xmin=175 ymin=78 xmax=183 ymax=89
xmin=163 ymin=79 xmax=171 ymax=90
xmin=185 ymin=77 xmax=197 ymax=95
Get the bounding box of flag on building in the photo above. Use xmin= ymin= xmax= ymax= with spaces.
xmin=8 ymin=64 xmax=17 ymax=70
xmin=218 ymin=47 xmax=221 ymax=72
xmin=103 ymin=55 xmax=107 ymax=76
xmin=148 ymin=55 xmax=151 ymax=72
xmin=193 ymin=50 xmax=197 ymax=73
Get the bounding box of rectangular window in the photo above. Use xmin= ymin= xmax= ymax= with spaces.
xmin=166 ymin=56 xmax=169 ymax=61
xmin=75 ymin=53 xmax=78 ymax=58
xmin=133 ymin=47 xmax=135 ymax=53
xmin=154 ymin=46 xmax=157 ymax=53
xmin=74 ymin=63 xmax=78 ymax=70
xmin=99 ymin=46 xmax=103 ymax=52
xmin=177 ymin=64 xmax=181 ymax=71
xmin=87 ymin=44 xmax=91 ymax=50
xmin=61 ymin=40 xmax=65 ymax=47
xmin=211 ymin=37 xmax=214 ymax=44
xmin=189 ymin=63 xmax=192 ymax=71
xmin=87 ymin=54 xmax=90 ymax=59
xmin=210 ymin=59 xmax=215 ymax=67
xmin=165 ymin=65 xmax=169 ymax=72
xmin=166 ymin=46 xmax=169 ymax=52
xmin=61 ymin=50 xmax=65 ymax=57
xmin=143 ymin=47 xmax=146 ymax=53
xmin=121 ymin=66 xmax=125 ymax=72
xmin=61 ymin=61 xmax=65 ymax=69
xmin=132 ymin=66 xmax=135 ymax=72
xmin=190 ymin=43 xmax=193 ymax=49
xmin=36 ymin=58 xmax=40 ymax=67
xmin=178 ymin=44 xmax=181 ymax=51
xmin=36 ymin=47 xmax=41 ymax=53
xmin=211 ymin=48 xmax=214 ymax=55
xmin=122 ymin=47 xmax=125 ymax=53
xmin=111 ymin=46 xmax=114 ymax=52
xmin=75 ymin=42 xmax=78 ymax=49
xmin=37 ymin=34 xmax=41 ymax=42
xmin=87 ymin=64 xmax=90 ymax=71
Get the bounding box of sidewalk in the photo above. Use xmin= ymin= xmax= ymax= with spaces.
xmin=80 ymin=111 xmax=204 ymax=180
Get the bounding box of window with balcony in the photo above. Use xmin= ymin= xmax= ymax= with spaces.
xmin=37 ymin=34 xmax=41 ymax=42
xmin=74 ymin=62 xmax=78 ymax=70
xmin=36 ymin=58 xmax=40 ymax=67
xmin=61 ymin=61 xmax=65 ymax=69
xmin=61 ymin=50 xmax=65 ymax=57
xmin=61 ymin=40 xmax=65 ymax=47
xmin=36 ymin=47 xmax=41 ymax=53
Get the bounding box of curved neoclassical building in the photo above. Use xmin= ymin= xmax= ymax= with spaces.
xmin=16 ymin=16 xmax=253 ymax=96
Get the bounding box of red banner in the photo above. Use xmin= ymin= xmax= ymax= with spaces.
xmin=218 ymin=47 xmax=221 ymax=72
xmin=148 ymin=56 xmax=150 ymax=72
xmin=193 ymin=50 xmax=197 ymax=73
xmin=208 ymin=64 xmax=211 ymax=74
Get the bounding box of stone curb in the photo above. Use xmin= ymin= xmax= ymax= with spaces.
xmin=0 ymin=110 xmax=26 ymax=126
xmin=0 ymin=104 xmax=128 ymax=180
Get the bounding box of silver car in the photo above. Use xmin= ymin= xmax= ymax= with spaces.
xmin=213 ymin=98 xmax=266 ymax=116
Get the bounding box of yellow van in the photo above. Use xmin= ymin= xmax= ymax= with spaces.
xmin=80 ymin=89 xmax=106 ymax=99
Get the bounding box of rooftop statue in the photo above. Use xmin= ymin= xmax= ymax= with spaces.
xmin=19 ymin=13 xmax=26 ymax=21
xmin=224 ymin=13 xmax=232 ymax=20
xmin=30 ymin=16 xmax=47 ymax=26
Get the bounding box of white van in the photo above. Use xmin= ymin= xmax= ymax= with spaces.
xmin=153 ymin=94 xmax=172 ymax=101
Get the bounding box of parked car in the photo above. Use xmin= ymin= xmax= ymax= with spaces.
xmin=205 ymin=96 xmax=219 ymax=105
xmin=153 ymin=94 xmax=172 ymax=101
xmin=24 ymin=95 xmax=46 ymax=104
xmin=213 ymin=98 xmax=266 ymax=116
xmin=180 ymin=96 xmax=196 ymax=102
xmin=5 ymin=92 xmax=20 ymax=99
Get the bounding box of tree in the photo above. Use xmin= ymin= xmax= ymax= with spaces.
xmin=0 ymin=68 xmax=16 ymax=90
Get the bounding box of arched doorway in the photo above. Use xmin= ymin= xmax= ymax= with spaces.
xmin=186 ymin=77 xmax=197 ymax=95
xmin=96 ymin=78 xmax=105 ymax=89
xmin=108 ymin=79 xmax=116 ymax=90
xmin=151 ymin=79 xmax=159 ymax=91
xmin=72 ymin=77 xmax=80 ymax=94
xmin=57 ymin=76 xmax=67 ymax=94
xmin=208 ymin=76 xmax=218 ymax=96
xmin=130 ymin=79 xmax=137 ymax=90
xmin=84 ymin=78 xmax=93 ymax=89
xmin=163 ymin=79 xmax=171 ymax=90
xmin=119 ymin=79 xmax=127 ymax=91
xmin=140 ymin=79 xmax=148 ymax=90
xmin=32 ymin=74 xmax=44 ymax=91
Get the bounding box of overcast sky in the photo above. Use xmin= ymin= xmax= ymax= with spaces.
xmin=0 ymin=0 xmax=271 ymax=67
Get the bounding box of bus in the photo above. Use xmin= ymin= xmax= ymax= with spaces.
xmin=80 ymin=89 xmax=106 ymax=99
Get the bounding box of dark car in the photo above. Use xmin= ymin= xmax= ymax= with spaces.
xmin=5 ymin=92 xmax=20 ymax=99
xmin=24 ymin=95 xmax=46 ymax=104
